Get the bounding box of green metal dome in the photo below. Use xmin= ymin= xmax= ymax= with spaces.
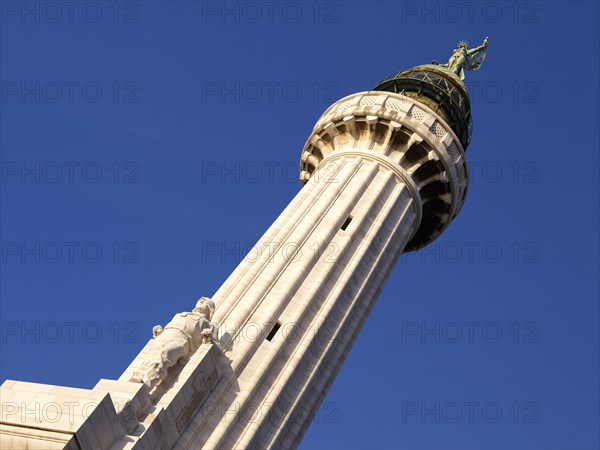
xmin=373 ymin=64 xmax=472 ymax=150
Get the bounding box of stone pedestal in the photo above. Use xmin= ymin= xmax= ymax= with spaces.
xmin=1 ymin=343 xmax=221 ymax=449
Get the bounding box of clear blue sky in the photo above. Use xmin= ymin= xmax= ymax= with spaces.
xmin=1 ymin=1 xmax=598 ymax=449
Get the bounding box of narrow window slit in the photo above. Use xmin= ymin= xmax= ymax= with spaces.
xmin=341 ymin=215 xmax=353 ymax=231
xmin=266 ymin=321 xmax=281 ymax=341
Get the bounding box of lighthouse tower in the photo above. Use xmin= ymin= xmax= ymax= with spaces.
xmin=0 ymin=41 xmax=488 ymax=450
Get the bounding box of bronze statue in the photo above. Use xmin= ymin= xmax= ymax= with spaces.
xmin=434 ymin=37 xmax=489 ymax=80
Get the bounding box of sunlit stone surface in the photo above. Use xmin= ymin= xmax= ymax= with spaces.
xmin=0 ymin=40 xmax=488 ymax=450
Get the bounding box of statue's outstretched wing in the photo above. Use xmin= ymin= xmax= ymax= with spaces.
xmin=466 ymin=48 xmax=487 ymax=71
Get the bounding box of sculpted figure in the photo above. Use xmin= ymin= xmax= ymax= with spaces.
xmin=434 ymin=37 xmax=489 ymax=80
xmin=131 ymin=297 xmax=216 ymax=390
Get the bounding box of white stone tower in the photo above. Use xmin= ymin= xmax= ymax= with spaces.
xmin=1 ymin=43 xmax=487 ymax=449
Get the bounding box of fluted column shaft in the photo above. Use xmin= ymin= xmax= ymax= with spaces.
xmin=175 ymin=150 xmax=421 ymax=449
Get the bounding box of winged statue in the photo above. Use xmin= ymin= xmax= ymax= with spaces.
xmin=433 ymin=37 xmax=489 ymax=80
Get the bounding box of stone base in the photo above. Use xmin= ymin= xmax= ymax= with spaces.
xmin=1 ymin=343 xmax=221 ymax=450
